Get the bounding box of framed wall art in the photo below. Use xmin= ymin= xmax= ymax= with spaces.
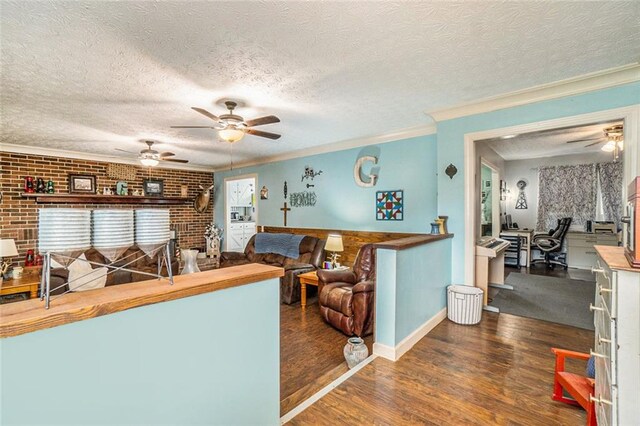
xmin=376 ymin=190 xmax=403 ymax=221
xmin=68 ymin=174 xmax=96 ymax=194
xmin=143 ymin=178 xmax=164 ymax=197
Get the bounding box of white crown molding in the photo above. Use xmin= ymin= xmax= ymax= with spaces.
xmin=0 ymin=143 xmax=215 ymax=172
xmin=427 ymin=63 xmax=640 ymax=122
xmin=213 ymin=123 xmax=437 ymax=172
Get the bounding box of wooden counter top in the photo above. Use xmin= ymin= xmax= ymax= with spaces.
xmin=595 ymin=246 xmax=639 ymax=273
xmin=374 ymin=233 xmax=453 ymax=250
xmin=0 ymin=263 xmax=283 ymax=338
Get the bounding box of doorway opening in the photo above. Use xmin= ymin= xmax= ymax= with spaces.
xmin=465 ymin=106 xmax=638 ymax=330
xmin=224 ymin=175 xmax=257 ymax=252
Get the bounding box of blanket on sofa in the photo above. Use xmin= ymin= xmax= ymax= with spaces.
xmin=255 ymin=233 xmax=305 ymax=259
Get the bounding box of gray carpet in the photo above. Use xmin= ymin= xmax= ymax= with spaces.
xmin=490 ymin=273 xmax=596 ymax=330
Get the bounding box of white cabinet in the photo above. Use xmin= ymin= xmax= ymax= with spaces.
xmin=238 ymin=183 xmax=254 ymax=207
xmin=567 ymin=232 xmax=618 ymax=269
xmin=228 ymin=181 xmax=254 ymax=207
xmin=592 ymin=248 xmax=640 ymax=425
xmin=227 ymin=222 xmax=256 ymax=252
xmin=228 ymin=223 xmax=244 ymax=252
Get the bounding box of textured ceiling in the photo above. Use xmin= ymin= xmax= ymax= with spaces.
xmin=482 ymin=121 xmax=623 ymax=161
xmin=1 ymin=1 xmax=639 ymax=168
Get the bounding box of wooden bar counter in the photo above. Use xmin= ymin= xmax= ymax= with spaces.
xmin=1 ymin=263 xmax=284 ymax=425
xmin=0 ymin=263 xmax=283 ymax=338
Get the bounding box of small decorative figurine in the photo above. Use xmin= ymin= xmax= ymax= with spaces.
xmin=301 ymin=166 xmax=323 ymax=182
xmin=103 ymin=187 xmax=113 ymax=195
xmin=35 ymin=254 xmax=43 ymax=266
xmin=24 ymin=176 xmax=35 ymax=193
xmin=116 ymin=181 xmax=128 ymax=196
xmin=260 ymin=185 xmax=269 ymax=200
xmin=24 ymin=249 xmax=35 ymax=267
xmin=36 ymin=178 xmax=46 ymax=193
xmin=46 ymin=180 xmax=55 ymax=193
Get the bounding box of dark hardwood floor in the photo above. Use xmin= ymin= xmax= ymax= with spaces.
xmin=288 ymin=312 xmax=594 ymax=425
xmin=280 ymin=297 xmax=373 ymax=416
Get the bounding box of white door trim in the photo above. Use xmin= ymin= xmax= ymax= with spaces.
xmin=223 ymin=173 xmax=259 ymax=251
xmin=463 ymin=104 xmax=640 ymax=286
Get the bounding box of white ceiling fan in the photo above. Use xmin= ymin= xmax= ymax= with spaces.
xmin=566 ymin=124 xmax=624 ymax=160
xmin=116 ymin=141 xmax=188 ymax=167
xmin=171 ymin=101 xmax=281 ymax=143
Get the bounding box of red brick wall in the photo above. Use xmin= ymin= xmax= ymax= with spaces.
xmin=0 ymin=151 xmax=213 ymax=267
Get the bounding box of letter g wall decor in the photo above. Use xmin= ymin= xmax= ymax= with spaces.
xmin=354 ymin=156 xmax=378 ymax=187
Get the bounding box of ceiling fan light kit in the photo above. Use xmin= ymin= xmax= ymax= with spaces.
xmin=218 ymin=127 xmax=245 ymax=143
xmin=139 ymin=156 xmax=160 ymax=167
xmin=600 ymin=125 xmax=624 ymax=161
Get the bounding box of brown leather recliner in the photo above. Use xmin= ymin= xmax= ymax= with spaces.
xmin=317 ymin=244 xmax=376 ymax=337
xmin=220 ymin=234 xmax=326 ymax=305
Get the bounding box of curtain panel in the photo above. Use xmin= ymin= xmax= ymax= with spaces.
xmin=536 ymin=162 xmax=623 ymax=232
xmin=537 ymin=164 xmax=596 ymax=231
xmin=598 ymin=162 xmax=624 ymax=229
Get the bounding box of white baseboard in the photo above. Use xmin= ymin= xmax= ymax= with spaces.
xmin=373 ymin=307 xmax=447 ymax=362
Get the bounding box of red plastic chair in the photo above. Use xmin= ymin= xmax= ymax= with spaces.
xmin=551 ymin=348 xmax=597 ymax=426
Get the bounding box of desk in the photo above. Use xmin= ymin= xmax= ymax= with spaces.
xmin=298 ymin=271 xmax=318 ymax=309
xmin=1 ymin=276 xmax=40 ymax=299
xmin=500 ymin=229 xmax=534 ymax=267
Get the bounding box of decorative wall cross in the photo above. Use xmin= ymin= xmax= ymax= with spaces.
xmin=280 ymin=202 xmax=291 ymax=226
xmin=281 ymin=180 xmax=290 ymax=226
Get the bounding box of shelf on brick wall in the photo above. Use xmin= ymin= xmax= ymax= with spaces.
xmin=21 ymin=193 xmax=192 ymax=205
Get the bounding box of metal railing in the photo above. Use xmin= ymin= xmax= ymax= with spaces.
xmin=40 ymin=243 xmax=173 ymax=309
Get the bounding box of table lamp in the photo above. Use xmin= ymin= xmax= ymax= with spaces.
xmin=325 ymin=234 xmax=344 ymax=268
xmin=0 ymin=238 xmax=19 ymax=281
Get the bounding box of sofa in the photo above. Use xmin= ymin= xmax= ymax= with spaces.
xmin=50 ymin=247 xmax=178 ymax=295
xmin=220 ymin=234 xmax=325 ymax=304
xmin=317 ymin=244 xmax=376 ymax=337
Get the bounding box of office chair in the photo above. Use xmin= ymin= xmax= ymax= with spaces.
xmin=531 ymin=217 xmax=572 ymax=269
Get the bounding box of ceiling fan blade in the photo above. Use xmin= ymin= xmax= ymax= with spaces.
xmin=171 ymin=125 xmax=215 ymax=128
xmin=161 ymin=158 xmax=189 ymax=163
xmin=245 ymin=129 xmax=281 ymax=140
xmin=245 ymin=115 xmax=280 ymax=127
xmin=584 ymin=141 xmax=605 ymax=147
xmin=115 ymin=148 xmax=139 ymax=154
xmin=191 ymin=107 xmax=221 ymax=123
xmin=566 ymin=138 xmax=602 ymax=143
xmin=160 ymin=152 xmax=175 ymax=157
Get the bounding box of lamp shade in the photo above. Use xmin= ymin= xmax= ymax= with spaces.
xmin=325 ymin=234 xmax=344 ymax=252
xmin=0 ymin=239 xmax=18 ymax=257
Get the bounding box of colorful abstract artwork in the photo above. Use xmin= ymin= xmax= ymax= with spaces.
xmin=376 ymin=190 xmax=403 ymax=221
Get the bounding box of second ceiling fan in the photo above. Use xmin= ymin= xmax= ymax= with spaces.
xmin=172 ymin=101 xmax=281 ymax=143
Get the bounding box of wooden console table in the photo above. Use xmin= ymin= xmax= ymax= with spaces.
xmin=298 ymin=271 xmax=318 ymax=309
xmin=1 ymin=276 xmax=40 ymax=299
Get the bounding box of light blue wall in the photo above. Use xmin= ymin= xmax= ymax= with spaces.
xmin=375 ymin=238 xmax=452 ymax=348
xmin=215 ymin=134 xmax=438 ymax=234
xmin=1 ymin=279 xmax=280 ymax=426
xmin=437 ymin=82 xmax=640 ymax=283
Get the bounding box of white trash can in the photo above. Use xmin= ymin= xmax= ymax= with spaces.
xmin=447 ymin=285 xmax=483 ymax=325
